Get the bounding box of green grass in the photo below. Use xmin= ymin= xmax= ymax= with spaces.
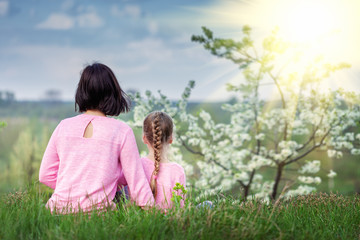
xmin=1 ymin=185 xmax=359 ymax=240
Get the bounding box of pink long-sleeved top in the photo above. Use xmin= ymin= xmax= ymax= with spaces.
xmin=141 ymin=157 xmax=186 ymax=209
xmin=39 ymin=114 xmax=154 ymax=213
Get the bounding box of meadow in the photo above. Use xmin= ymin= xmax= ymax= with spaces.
xmin=1 ymin=184 xmax=359 ymax=240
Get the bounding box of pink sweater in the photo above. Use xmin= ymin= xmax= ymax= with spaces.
xmin=141 ymin=157 xmax=186 ymax=209
xmin=39 ymin=114 xmax=154 ymax=213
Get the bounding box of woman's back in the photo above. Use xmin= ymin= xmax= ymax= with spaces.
xmin=39 ymin=114 xmax=153 ymax=213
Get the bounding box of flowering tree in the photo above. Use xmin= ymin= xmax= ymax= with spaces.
xmin=121 ymin=26 xmax=360 ymax=201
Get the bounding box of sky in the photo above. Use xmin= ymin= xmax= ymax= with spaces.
xmin=0 ymin=0 xmax=359 ymax=102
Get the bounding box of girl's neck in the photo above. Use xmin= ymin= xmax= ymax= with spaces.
xmin=84 ymin=109 xmax=106 ymax=117
xmin=146 ymin=145 xmax=170 ymax=163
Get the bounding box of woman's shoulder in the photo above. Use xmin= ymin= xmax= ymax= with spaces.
xmin=59 ymin=114 xmax=86 ymax=125
xmin=112 ymin=118 xmax=132 ymax=129
xmin=62 ymin=114 xmax=131 ymax=129
xmin=102 ymin=117 xmax=132 ymax=131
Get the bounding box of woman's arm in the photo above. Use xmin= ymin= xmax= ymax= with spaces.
xmin=39 ymin=123 xmax=61 ymax=189
xmin=120 ymin=128 xmax=155 ymax=207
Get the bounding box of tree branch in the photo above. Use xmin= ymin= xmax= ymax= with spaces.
xmin=296 ymin=115 xmax=324 ymax=152
xmin=285 ymin=127 xmax=332 ymax=165
xmin=268 ymin=71 xmax=288 ymax=141
xmin=268 ymin=71 xmax=286 ymax=109
xmin=178 ymin=136 xmax=204 ymax=156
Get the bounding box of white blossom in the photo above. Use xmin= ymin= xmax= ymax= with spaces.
xmin=299 ymin=160 xmax=321 ymax=174
xmin=356 ymin=134 xmax=360 ymax=141
xmin=314 ymin=177 xmax=321 ymax=184
xmin=285 ymin=185 xmax=316 ymax=197
xmin=234 ymin=172 xmax=249 ymax=182
xmin=336 ymin=151 xmax=343 ymax=159
xmin=199 ymin=110 xmax=211 ymax=122
xmin=351 ymin=149 xmax=360 ymax=155
xmin=255 ymin=133 xmax=265 ymax=141
xmin=220 ymin=178 xmax=235 ymax=191
xmin=298 ymin=176 xmax=320 ymax=184
xmin=327 ymin=170 xmax=337 ymax=178
xmin=327 ymin=149 xmax=336 ymax=158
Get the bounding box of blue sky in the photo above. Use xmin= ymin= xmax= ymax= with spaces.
xmin=0 ymin=0 xmax=359 ymax=101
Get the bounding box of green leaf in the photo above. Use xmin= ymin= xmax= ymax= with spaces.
xmin=145 ymin=90 xmax=152 ymax=97
xmin=201 ymin=26 xmax=213 ymax=40
xmin=242 ymin=25 xmax=251 ymax=35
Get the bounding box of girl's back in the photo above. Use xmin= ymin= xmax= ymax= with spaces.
xmin=141 ymin=157 xmax=186 ymax=209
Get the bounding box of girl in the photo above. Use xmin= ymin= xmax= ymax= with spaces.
xmin=39 ymin=63 xmax=154 ymax=213
xmin=140 ymin=111 xmax=186 ymax=209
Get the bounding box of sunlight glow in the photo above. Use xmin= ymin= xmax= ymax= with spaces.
xmin=278 ymin=0 xmax=340 ymax=43
xmin=201 ymin=0 xmax=360 ymax=98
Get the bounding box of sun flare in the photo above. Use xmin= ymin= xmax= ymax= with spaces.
xmin=277 ymin=0 xmax=340 ymax=43
xmin=201 ymin=0 xmax=360 ymax=101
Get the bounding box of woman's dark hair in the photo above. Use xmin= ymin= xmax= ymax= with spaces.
xmin=75 ymin=63 xmax=130 ymax=116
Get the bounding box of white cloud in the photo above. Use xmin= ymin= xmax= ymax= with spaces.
xmin=124 ymin=5 xmax=141 ymax=18
xmin=116 ymin=64 xmax=150 ymax=75
xmin=111 ymin=4 xmax=141 ymax=18
xmin=61 ymin=0 xmax=74 ymax=11
xmin=126 ymin=38 xmax=173 ymax=61
xmin=0 ymin=1 xmax=9 ymax=17
xmin=36 ymin=13 xmax=75 ymax=30
xmin=110 ymin=5 xmax=121 ymax=16
xmin=77 ymin=12 xmax=103 ymax=28
xmin=36 ymin=11 xmax=103 ymax=30
xmin=147 ymin=20 xmax=158 ymax=35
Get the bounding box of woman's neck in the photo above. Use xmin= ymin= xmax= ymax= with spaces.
xmin=84 ymin=109 xmax=106 ymax=117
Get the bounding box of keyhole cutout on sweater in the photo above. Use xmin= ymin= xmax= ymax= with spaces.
xmin=83 ymin=122 xmax=93 ymax=138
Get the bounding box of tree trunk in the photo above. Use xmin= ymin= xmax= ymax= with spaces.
xmin=243 ymin=185 xmax=249 ymax=201
xmin=242 ymin=170 xmax=255 ymax=201
xmin=271 ymin=163 xmax=284 ymax=200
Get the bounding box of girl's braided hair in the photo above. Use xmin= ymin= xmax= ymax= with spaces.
xmin=143 ymin=111 xmax=173 ymax=199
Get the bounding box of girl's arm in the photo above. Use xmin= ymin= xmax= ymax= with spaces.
xmin=120 ymin=128 xmax=155 ymax=207
xmin=39 ymin=123 xmax=61 ymax=189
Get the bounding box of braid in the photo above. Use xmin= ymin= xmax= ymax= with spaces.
xmin=150 ymin=112 xmax=162 ymax=199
